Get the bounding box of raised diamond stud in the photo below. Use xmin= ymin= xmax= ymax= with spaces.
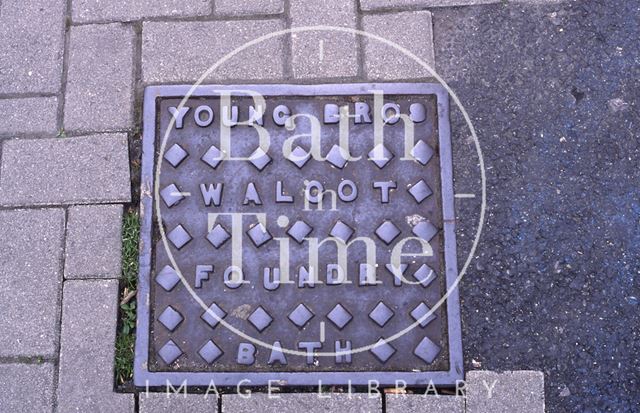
xmin=327 ymin=304 xmax=352 ymax=330
xmin=370 ymin=338 xmax=396 ymax=363
xmin=413 ymin=264 xmax=437 ymax=287
xmin=412 ymin=221 xmax=438 ymax=242
xmin=248 ymin=147 xmax=272 ymax=171
xmin=368 ymin=144 xmax=394 ymax=169
xmin=369 ymin=302 xmax=394 ymax=327
xmin=158 ymin=340 xmax=182 ymax=365
xmin=326 ymin=144 xmax=349 ymax=169
xmin=414 ymin=336 xmax=441 ymax=363
xmin=288 ymin=146 xmax=311 ymax=169
xmin=410 ymin=140 xmax=434 ymax=166
xmin=248 ymin=306 xmax=273 ymax=332
xmin=200 ymin=302 xmax=226 ymax=328
xmin=158 ymin=306 xmax=184 ymax=332
xmin=246 ymin=222 xmax=272 ymax=248
xmin=288 ymin=303 xmax=314 ymax=328
xmin=198 ymin=340 xmax=223 ymax=364
xmin=286 ymin=220 xmax=313 ymax=244
xmin=206 ymin=223 xmax=231 ymax=249
xmin=375 ymin=220 xmax=401 ymax=245
xmin=201 ymin=144 xmax=224 ymax=169
xmin=167 ymin=224 xmax=192 ymax=249
xmin=410 ymin=302 xmax=436 ymax=327
xmin=329 ymin=220 xmax=355 ymax=243
xmin=160 ymin=183 xmax=184 ymax=208
xmin=164 ymin=143 xmax=188 ymax=167
xmin=408 ymin=179 xmax=433 ymax=204
xmin=155 ymin=265 xmax=180 ymax=291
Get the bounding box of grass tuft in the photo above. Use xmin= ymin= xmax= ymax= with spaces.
xmin=121 ymin=211 xmax=140 ymax=291
xmin=115 ymin=210 xmax=140 ymax=386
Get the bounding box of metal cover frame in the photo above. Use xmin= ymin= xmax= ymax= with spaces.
xmin=134 ymin=83 xmax=463 ymax=388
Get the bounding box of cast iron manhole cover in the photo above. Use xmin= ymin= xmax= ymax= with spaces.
xmin=135 ymin=83 xmax=463 ymax=387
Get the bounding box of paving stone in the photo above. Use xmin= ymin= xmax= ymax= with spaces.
xmin=72 ymin=0 xmax=211 ymax=23
xmin=466 ymin=371 xmax=545 ymax=413
xmin=57 ymin=280 xmax=135 ymax=412
xmin=362 ymin=11 xmax=436 ymax=80
xmin=139 ymin=393 xmax=217 ymax=413
xmin=360 ymin=0 xmax=500 ymax=10
xmin=386 ymin=394 xmax=464 ymax=413
xmin=223 ymin=393 xmax=382 ymax=413
xmin=290 ymin=0 xmax=358 ymax=79
xmin=64 ymin=24 xmax=135 ymax=132
xmin=0 ymin=363 xmax=55 ymax=413
xmin=142 ymin=20 xmax=285 ymax=83
xmin=0 ymin=209 xmax=64 ymax=357
xmin=0 ymin=97 xmax=59 ymax=136
xmin=65 ymin=204 xmax=123 ymax=279
xmin=216 ymin=0 xmax=284 ymax=16
xmin=0 ymin=0 xmax=66 ymax=94
xmin=0 ymin=133 xmax=131 ymax=206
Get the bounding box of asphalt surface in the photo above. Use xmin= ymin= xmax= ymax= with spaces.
xmin=434 ymin=1 xmax=639 ymax=412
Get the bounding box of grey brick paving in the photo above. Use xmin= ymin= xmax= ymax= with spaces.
xmin=0 ymin=97 xmax=59 ymax=136
xmin=222 ymin=393 xmax=382 ymax=413
xmin=0 ymin=133 xmax=131 ymax=206
xmin=139 ymin=393 xmax=218 ymax=412
xmin=72 ymin=0 xmax=211 ymax=23
xmin=0 ymin=209 xmax=64 ymax=358
xmin=215 ymin=0 xmax=284 ymax=16
xmin=466 ymin=371 xmax=545 ymax=413
xmin=290 ymin=0 xmax=358 ymax=79
xmin=0 ymin=363 xmax=55 ymax=413
xmin=386 ymin=394 xmax=464 ymax=412
xmin=64 ymin=23 xmax=135 ymax=133
xmin=56 ymin=280 xmax=135 ymax=412
xmin=360 ymin=0 xmax=500 ymax=10
xmin=65 ymin=204 xmax=123 ymax=279
xmin=0 ymin=1 xmax=557 ymax=411
xmin=142 ymin=20 xmax=285 ymax=83
xmin=362 ymin=11 xmax=435 ymax=80
xmin=0 ymin=0 xmax=66 ymax=94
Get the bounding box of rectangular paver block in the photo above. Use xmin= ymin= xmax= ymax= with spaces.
xmin=215 ymin=0 xmax=284 ymax=16
xmin=72 ymin=0 xmax=212 ymax=23
xmin=0 ymin=209 xmax=64 ymax=357
xmin=65 ymin=204 xmax=124 ymax=279
xmin=223 ymin=393 xmax=381 ymax=413
xmin=142 ymin=20 xmax=285 ymax=83
xmin=0 ymin=133 xmax=131 ymax=206
xmin=56 ymin=280 xmax=134 ymax=412
xmin=139 ymin=393 xmax=217 ymax=413
xmin=0 ymin=363 xmax=55 ymax=413
xmin=386 ymin=394 xmax=464 ymax=412
xmin=360 ymin=0 xmax=500 ymax=10
xmin=466 ymin=370 xmax=545 ymax=413
xmin=64 ymin=23 xmax=135 ymax=133
xmin=0 ymin=0 xmax=66 ymax=94
xmin=0 ymin=97 xmax=59 ymax=137
xmin=363 ymin=11 xmax=435 ymax=80
xmin=290 ymin=0 xmax=358 ymax=79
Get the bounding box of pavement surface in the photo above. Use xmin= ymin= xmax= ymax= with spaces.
xmin=437 ymin=1 xmax=640 ymax=412
xmin=0 ymin=0 xmax=637 ymax=412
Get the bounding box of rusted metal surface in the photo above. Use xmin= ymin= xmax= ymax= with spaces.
xmin=134 ymin=83 xmax=462 ymax=387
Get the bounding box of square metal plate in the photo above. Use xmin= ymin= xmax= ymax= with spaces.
xmin=134 ymin=83 xmax=462 ymax=387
